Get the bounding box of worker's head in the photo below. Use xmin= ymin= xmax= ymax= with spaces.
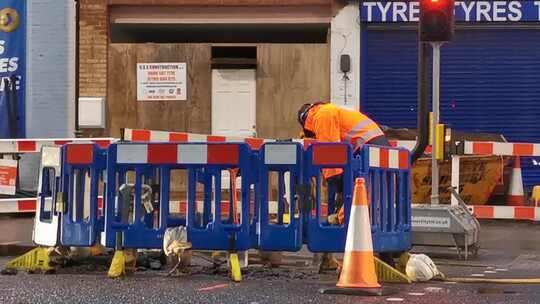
xmin=297 ymin=102 xmax=325 ymax=138
xmin=297 ymin=103 xmax=313 ymax=128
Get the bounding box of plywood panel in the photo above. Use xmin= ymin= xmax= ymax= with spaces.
xmin=107 ymin=43 xmax=212 ymax=138
xmin=256 ymin=44 xmax=330 ymax=140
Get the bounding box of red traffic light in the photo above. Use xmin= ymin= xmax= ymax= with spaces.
xmin=420 ymin=0 xmax=455 ymax=42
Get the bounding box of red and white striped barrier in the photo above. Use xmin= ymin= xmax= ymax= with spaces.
xmin=469 ymin=205 xmax=540 ymax=221
xmin=116 ymin=143 xmax=242 ymax=165
xmin=124 ymin=128 xmax=274 ymax=150
xmin=0 ymin=197 xmax=105 ymax=214
xmin=124 ymin=128 xmax=399 ymax=152
xmin=0 ymin=138 xmax=116 ymax=153
xmin=0 ymin=198 xmax=37 ymax=213
xmin=368 ymin=146 xmax=410 ymax=170
xmin=389 ymin=140 xmax=432 ymax=154
xmin=464 ymin=141 xmax=540 ymax=157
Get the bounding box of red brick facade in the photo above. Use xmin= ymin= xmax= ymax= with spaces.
xmin=79 ymin=0 xmax=108 ymax=98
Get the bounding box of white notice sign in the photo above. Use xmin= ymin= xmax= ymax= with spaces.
xmin=137 ymin=63 xmax=187 ymax=101
xmin=412 ymin=216 xmax=451 ymax=228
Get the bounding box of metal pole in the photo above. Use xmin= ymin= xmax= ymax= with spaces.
xmin=451 ymin=155 xmax=460 ymax=206
xmin=431 ymin=42 xmax=441 ymax=205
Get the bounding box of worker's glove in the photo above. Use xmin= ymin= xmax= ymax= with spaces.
xmin=327 ymin=213 xmax=339 ymax=225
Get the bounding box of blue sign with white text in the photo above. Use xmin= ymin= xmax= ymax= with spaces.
xmin=361 ymin=1 xmax=540 ymax=23
xmin=0 ymin=0 xmax=25 ymax=138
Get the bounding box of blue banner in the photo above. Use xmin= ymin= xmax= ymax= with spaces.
xmin=361 ymin=1 xmax=540 ymax=23
xmin=0 ymin=0 xmax=25 ymax=138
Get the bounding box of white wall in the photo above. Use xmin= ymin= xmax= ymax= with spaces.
xmin=330 ymin=2 xmax=361 ymax=110
xmin=21 ymin=0 xmax=75 ymax=190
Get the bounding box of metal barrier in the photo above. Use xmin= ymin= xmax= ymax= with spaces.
xmin=33 ymin=146 xmax=63 ymax=247
xmin=60 ymin=143 xmax=107 ymax=247
xmin=257 ymin=142 xmax=303 ymax=251
xmin=303 ymin=143 xmax=354 ymax=252
xmin=32 ymin=138 xmax=413 ymax=255
xmin=103 ymin=142 xmax=254 ymax=251
xmin=360 ymin=145 xmax=411 ymax=253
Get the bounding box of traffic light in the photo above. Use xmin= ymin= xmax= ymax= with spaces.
xmin=419 ymin=0 xmax=455 ymax=42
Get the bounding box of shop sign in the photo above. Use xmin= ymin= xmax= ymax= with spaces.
xmin=362 ymin=1 xmax=540 ymax=23
xmin=137 ymin=63 xmax=187 ymax=101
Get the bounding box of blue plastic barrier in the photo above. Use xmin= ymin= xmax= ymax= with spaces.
xmin=359 ymin=145 xmax=412 ymax=253
xmin=303 ymin=143 xmax=354 ymax=252
xmin=60 ymin=143 xmax=107 ymax=247
xmin=104 ymin=142 xmax=254 ymax=250
xmin=257 ymin=142 xmax=303 ymax=251
xmin=54 ymin=138 xmax=412 ymax=254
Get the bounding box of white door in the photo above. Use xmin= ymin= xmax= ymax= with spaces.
xmin=212 ymin=69 xmax=256 ymax=195
xmin=33 ymin=146 xmax=62 ymax=247
xmin=212 ymin=69 xmax=256 ymax=138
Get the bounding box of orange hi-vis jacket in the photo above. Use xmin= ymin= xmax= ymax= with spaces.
xmin=304 ymin=103 xmax=385 ymax=179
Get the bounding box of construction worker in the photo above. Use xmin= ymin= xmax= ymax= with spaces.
xmin=297 ymin=101 xmax=390 ymax=271
xmin=298 ymin=101 xmax=389 ymax=199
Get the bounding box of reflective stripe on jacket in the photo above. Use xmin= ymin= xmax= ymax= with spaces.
xmin=303 ymin=103 xmax=384 ymax=179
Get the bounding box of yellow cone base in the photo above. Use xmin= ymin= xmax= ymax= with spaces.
xmin=4 ymin=247 xmax=53 ymax=273
xmin=374 ymin=256 xmax=413 ymax=284
xmin=229 ymin=253 xmax=242 ymax=282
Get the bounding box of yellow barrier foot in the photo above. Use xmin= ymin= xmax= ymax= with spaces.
xmin=4 ymin=247 xmax=54 ymax=274
xmin=229 ymin=252 xmax=242 ymax=282
xmin=108 ymin=249 xmax=138 ymax=279
xmin=108 ymin=250 xmax=126 ymax=278
xmin=374 ymin=256 xmax=413 ymax=284
xmin=396 ymin=252 xmax=411 ymax=274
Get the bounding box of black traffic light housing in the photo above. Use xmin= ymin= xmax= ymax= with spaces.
xmin=420 ymin=0 xmax=455 ymax=42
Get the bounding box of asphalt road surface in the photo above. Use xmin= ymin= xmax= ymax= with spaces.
xmin=1 ymin=221 xmax=540 ymax=304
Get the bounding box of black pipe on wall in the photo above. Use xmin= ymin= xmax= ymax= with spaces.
xmin=411 ymin=42 xmax=430 ymax=163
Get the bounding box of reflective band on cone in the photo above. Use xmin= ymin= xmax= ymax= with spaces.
xmin=337 ymin=178 xmax=381 ymax=289
xmin=507 ymin=157 xmax=525 ymax=206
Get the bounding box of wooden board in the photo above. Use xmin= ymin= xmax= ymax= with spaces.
xmin=107 ymin=44 xmax=212 ymax=138
xmin=256 ymin=43 xmax=330 ymax=139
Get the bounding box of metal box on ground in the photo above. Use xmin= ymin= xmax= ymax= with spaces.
xmin=412 ymin=191 xmax=480 ymax=259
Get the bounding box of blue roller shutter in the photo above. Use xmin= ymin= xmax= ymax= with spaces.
xmin=361 ymin=27 xmax=540 ymax=188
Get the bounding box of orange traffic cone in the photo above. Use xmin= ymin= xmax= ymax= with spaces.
xmin=320 ymin=178 xmax=387 ymax=296
xmin=507 ymin=157 xmax=525 ymax=206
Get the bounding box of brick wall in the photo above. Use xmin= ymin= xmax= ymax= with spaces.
xmin=79 ymin=0 xmax=107 ymax=98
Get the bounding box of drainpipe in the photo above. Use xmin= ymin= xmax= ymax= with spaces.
xmin=74 ymin=0 xmax=81 ymax=137
xmin=411 ymin=42 xmax=429 ymax=163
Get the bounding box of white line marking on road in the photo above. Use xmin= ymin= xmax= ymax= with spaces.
xmin=484 ymin=270 xmax=497 ymax=274
xmin=471 ymin=274 xmax=485 ymax=277
xmin=408 ymin=292 xmax=425 ymax=296
xmin=386 ymin=298 xmax=404 ymax=302
xmin=496 ymin=268 xmax=508 ymax=272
